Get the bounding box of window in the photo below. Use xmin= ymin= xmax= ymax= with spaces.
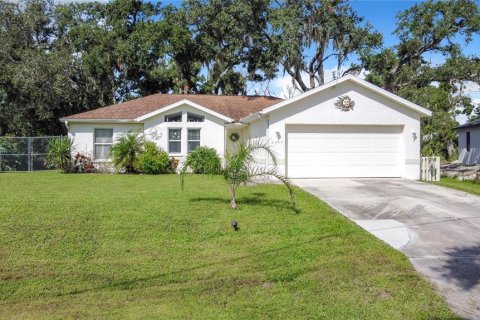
xmin=188 ymin=129 xmax=200 ymax=152
xmin=187 ymin=112 xmax=204 ymax=122
xmin=94 ymin=128 xmax=113 ymax=159
xmin=467 ymin=131 xmax=471 ymax=152
xmin=169 ymin=128 xmax=181 ymax=153
xmin=165 ymin=112 xmax=182 ymax=122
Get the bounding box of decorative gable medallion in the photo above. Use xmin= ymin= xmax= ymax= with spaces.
xmin=335 ymin=96 xmax=355 ymax=112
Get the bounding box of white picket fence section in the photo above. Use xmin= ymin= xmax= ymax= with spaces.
xmin=421 ymin=157 xmax=440 ymax=181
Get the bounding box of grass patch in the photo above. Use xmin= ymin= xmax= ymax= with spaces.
xmin=432 ymin=177 xmax=480 ymax=196
xmin=0 ymin=172 xmax=456 ymax=319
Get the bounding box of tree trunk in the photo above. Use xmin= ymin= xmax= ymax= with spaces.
xmin=229 ymin=185 xmax=237 ymax=209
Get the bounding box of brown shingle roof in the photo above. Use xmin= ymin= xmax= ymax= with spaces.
xmin=62 ymin=94 xmax=283 ymax=122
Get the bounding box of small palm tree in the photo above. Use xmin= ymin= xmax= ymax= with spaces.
xmin=182 ymin=140 xmax=295 ymax=210
xmin=46 ymin=136 xmax=74 ymax=173
xmin=109 ymin=131 xmax=145 ymax=173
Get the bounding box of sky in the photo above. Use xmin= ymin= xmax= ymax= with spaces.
xmin=349 ymin=0 xmax=480 ymax=124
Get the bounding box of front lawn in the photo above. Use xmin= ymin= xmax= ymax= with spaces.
xmin=432 ymin=177 xmax=480 ymax=196
xmin=0 ymin=172 xmax=456 ymax=319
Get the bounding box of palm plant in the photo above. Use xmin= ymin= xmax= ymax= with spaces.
xmin=109 ymin=131 xmax=145 ymax=173
xmin=46 ymin=136 xmax=74 ymax=173
xmin=181 ymin=140 xmax=295 ymax=210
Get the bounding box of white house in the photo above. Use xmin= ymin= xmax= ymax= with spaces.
xmin=456 ymin=119 xmax=480 ymax=165
xmin=61 ymin=75 xmax=432 ymax=179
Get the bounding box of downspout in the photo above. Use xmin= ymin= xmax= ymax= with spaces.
xmin=259 ymin=113 xmax=270 ymax=171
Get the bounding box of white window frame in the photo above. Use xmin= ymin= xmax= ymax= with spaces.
xmin=187 ymin=112 xmax=205 ymax=123
xmin=187 ymin=128 xmax=201 ymax=153
xmin=94 ymin=128 xmax=113 ymax=160
xmin=165 ymin=112 xmax=182 ymax=123
xmin=168 ymin=128 xmax=182 ymax=154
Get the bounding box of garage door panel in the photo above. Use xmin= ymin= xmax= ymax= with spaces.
xmin=373 ymin=140 xmax=398 ymax=152
xmin=316 ymin=139 xmax=344 ymax=152
xmin=344 ymin=153 xmax=374 ymax=164
xmin=316 ymin=153 xmax=344 ymax=164
xmin=287 ymin=125 xmax=402 ymax=178
xmin=374 ymin=153 xmax=399 ymax=164
xmin=344 ymin=139 xmax=371 ymax=151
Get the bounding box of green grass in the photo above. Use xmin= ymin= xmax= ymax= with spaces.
xmin=432 ymin=177 xmax=480 ymax=196
xmin=0 ymin=172 xmax=456 ymax=319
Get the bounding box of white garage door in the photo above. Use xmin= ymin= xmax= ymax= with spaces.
xmin=287 ymin=125 xmax=403 ymax=178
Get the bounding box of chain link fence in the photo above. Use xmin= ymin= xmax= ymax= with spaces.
xmin=0 ymin=136 xmax=61 ymax=172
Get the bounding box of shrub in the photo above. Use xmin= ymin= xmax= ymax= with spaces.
xmin=138 ymin=142 xmax=169 ymax=174
xmin=109 ymin=131 xmax=145 ymax=173
xmin=46 ymin=136 xmax=74 ymax=173
xmin=183 ymin=146 xmax=222 ymax=174
xmin=72 ymin=152 xmax=95 ymax=173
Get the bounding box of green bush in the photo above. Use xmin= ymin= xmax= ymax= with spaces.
xmin=138 ymin=141 xmax=170 ymax=174
xmin=46 ymin=136 xmax=74 ymax=173
xmin=183 ymin=146 xmax=221 ymax=174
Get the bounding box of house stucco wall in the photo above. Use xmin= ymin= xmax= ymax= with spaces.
xmin=68 ymin=122 xmax=143 ymax=157
xmin=68 ymin=103 xmax=227 ymax=164
xmin=143 ymin=104 xmax=226 ymax=160
xmin=247 ymin=81 xmax=423 ymax=179
xmin=457 ymin=127 xmax=480 ymax=165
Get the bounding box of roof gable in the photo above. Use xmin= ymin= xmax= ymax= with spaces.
xmin=241 ymin=75 xmax=431 ymax=122
xmin=135 ymin=99 xmax=233 ymax=122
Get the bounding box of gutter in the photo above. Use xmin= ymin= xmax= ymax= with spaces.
xmin=264 ymin=114 xmax=270 ymax=170
xmin=59 ymin=118 xmax=139 ymax=124
xmin=240 ymin=111 xmax=263 ymax=123
xmin=454 ymin=122 xmax=480 ymax=130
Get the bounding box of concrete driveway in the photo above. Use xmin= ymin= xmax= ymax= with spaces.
xmin=294 ymin=179 xmax=480 ymax=320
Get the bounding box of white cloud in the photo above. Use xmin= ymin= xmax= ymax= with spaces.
xmin=456 ymin=114 xmax=469 ymax=125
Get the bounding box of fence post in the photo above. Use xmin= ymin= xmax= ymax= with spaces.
xmin=28 ymin=137 xmax=32 ymax=172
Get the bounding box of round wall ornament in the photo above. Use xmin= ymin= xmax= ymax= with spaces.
xmin=230 ymin=132 xmax=240 ymax=142
xmin=334 ymin=96 xmax=355 ymax=112
xmin=148 ymin=128 xmax=161 ymax=140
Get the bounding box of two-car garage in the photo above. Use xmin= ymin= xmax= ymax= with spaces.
xmin=286 ymin=125 xmax=403 ymax=178
xmin=245 ymin=75 xmax=432 ymax=180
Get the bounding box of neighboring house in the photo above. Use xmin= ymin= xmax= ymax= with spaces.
xmin=61 ymin=75 xmax=431 ymax=179
xmin=456 ymin=119 xmax=480 ymax=165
